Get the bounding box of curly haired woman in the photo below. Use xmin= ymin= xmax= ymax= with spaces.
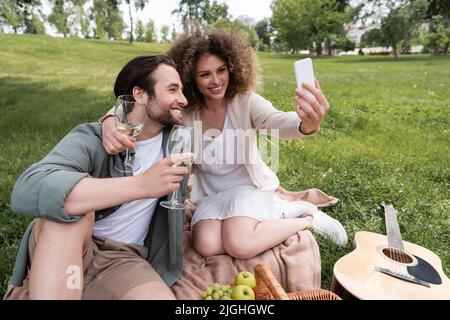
xmin=101 ymin=30 xmax=347 ymax=259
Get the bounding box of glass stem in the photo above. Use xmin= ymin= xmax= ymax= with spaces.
xmin=125 ymin=148 xmax=130 ymax=165
xmin=170 ymin=187 xmax=179 ymax=203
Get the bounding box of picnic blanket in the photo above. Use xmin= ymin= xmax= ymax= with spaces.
xmin=171 ymin=186 xmax=339 ymax=299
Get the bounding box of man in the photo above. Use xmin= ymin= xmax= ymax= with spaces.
xmin=5 ymin=55 xmax=192 ymax=299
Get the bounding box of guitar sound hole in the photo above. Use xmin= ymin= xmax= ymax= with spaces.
xmin=382 ymin=248 xmax=414 ymax=264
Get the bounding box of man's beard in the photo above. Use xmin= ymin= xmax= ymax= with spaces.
xmin=146 ymin=104 xmax=179 ymax=127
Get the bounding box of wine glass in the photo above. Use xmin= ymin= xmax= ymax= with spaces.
xmin=114 ymin=95 xmax=146 ymax=173
xmin=160 ymin=125 xmax=195 ymax=210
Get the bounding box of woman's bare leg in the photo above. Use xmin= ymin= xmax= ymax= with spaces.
xmin=221 ymin=216 xmax=313 ymax=259
xmin=192 ymin=219 xmax=226 ymax=256
xmin=29 ymin=212 xmax=94 ymax=300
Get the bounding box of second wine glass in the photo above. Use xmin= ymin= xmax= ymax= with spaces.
xmin=160 ymin=125 xmax=195 ymax=210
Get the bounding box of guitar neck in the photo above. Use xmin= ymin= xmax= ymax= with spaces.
xmin=383 ymin=204 xmax=404 ymax=251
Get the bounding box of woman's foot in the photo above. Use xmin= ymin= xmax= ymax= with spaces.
xmin=277 ymin=200 xmax=348 ymax=247
xmin=279 ymin=200 xmax=318 ymax=218
xmin=279 ymin=199 xmax=348 ymax=246
xmin=311 ymin=210 xmax=348 ymax=247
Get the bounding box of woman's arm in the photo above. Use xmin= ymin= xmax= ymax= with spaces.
xmin=249 ymin=79 xmax=329 ymax=139
xmin=99 ymin=106 xmax=135 ymax=154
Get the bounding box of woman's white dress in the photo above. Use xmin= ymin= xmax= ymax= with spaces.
xmin=190 ymin=111 xmax=314 ymax=228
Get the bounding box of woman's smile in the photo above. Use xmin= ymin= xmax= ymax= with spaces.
xmin=208 ymin=85 xmax=224 ymax=94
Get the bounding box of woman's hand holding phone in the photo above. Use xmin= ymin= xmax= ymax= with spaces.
xmin=293 ymin=59 xmax=329 ymax=134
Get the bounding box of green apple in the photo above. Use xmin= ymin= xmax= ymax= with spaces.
xmin=231 ymin=285 xmax=255 ymax=300
xmin=234 ymin=271 xmax=256 ymax=289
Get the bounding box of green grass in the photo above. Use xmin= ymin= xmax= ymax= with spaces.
xmin=0 ymin=34 xmax=449 ymax=297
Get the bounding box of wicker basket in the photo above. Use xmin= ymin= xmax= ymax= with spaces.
xmin=254 ymin=264 xmax=342 ymax=300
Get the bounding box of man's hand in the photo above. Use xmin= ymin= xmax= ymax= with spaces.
xmin=294 ymin=79 xmax=330 ymax=134
xmin=102 ymin=116 xmax=135 ymax=154
xmin=138 ymin=153 xmax=194 ymax=199
xmin=64 ymin=153 xmax=194 ymax=216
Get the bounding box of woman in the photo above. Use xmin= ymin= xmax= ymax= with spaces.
xmin=102 ymin=30 xmax=347 ymax=259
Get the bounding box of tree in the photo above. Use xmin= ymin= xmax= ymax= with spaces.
xmin=424 ymin=0 xmax=450 ymax=54
xmin=90 ymin=0 xmax=124 ymax=40
xmin=213 ymin=18 xmax=260 ymax=50
xmin=336 ymin=0 xmax=349 ymax=12
xmin=48 ymin=0 xmax=71 ymax=37
xmin=361 ymin=28 xmax=383 ymax=47
xmin=91 ymin=0 xmax=107 ymax=39
xmin=135 ymin=19 xmax=145 ymax=41
xmin=171 ymin=24 xmax=178 ymax=41
xmin=425 ymin=0 xmax=450 ymax=19
xmin=203 ymin=0 xmax=229 ymax=25
xmin=172 ymin=0 xmax=202 ymax=34
xmin=271 ymin=0 xmax=309 ymax=51
xmin=255 ymin=18 xmax=274 ymax=50
xmin=271 ymin=0 xmax=345 ymax=55
xmin=0 ymin=0 xmax=43 ymax=34
xmin=160 ymin=24 xmax=170 ymax=42
xmin=124 ymin=0 xmax=149 ymax=43
xmin=25 ymin=13 xmax=45 ymax=34
xmin=359 ymin=0 xmax=427 ymax=58
xmin=70 ymin=0 xmax=89 ymax=38
xmin=144 ymin=18 xmax=156 ymax=42
xmin=376 ymin=0 xmax=450 ymax=55
xmin=106 ymin=7 xmax=125 ymax=39
xmin=423 ymin=14 xmax=450 ymax=55
xmin=357 ymin=0 xmax=432 ymax=57
xmin=335 ymin=36 xmax=355 ymax=51
xmin=172 ymin=0 xmax=229 ymax=34
xmin=0 ymin=1 xmax=24 ymax=33
xmin=24 ymin=0 xmax=45 ymax=35
xmin=381 ymin=6 xmax=410 ymax=57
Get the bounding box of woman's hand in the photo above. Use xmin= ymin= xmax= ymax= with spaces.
xmin=294 ymin=79 xmax=329 ymax=134
xmin=101 ymin=116 xmax=135 ymax=154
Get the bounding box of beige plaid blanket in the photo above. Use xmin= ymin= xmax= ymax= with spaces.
xmin=171 ymin=186 xmax=339 ymax=299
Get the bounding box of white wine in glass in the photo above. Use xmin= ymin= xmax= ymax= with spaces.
xmin=160 ymin=125 xmax=194 ymax=210
xmin=114 ymin=95 xmax=146 ymax=173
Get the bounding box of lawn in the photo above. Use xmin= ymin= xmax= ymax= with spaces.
xmin=0 ymin=34 xmax=449 ymax=297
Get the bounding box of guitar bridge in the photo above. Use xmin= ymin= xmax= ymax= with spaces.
xmin=375 ymin=267 xmax=430 ymax=288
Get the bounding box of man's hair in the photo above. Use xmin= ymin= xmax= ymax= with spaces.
xmin=167 ymin=30 xmax=258 ymax=110
xmin=114 ymin=55 xmax=176 ymax=98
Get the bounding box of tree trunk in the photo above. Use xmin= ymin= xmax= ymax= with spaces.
xmin=392 ymin=42 xmax=398 ymax=58
xmin=444 ymin=41 xmax=449 ymax=55
xmin=128 ymin=1 xmax=134 ymax=43
xmin=433 ymin=44 xmax=439 ymax=55
xmin=326 ymin=38 xmax=332 ymax=56
xmin=316 ymin=42 xmax=322 ymax=56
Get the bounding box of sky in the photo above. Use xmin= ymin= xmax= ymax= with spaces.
xmin=130 ymin=0 xmax=273 ymax=30
xmin=41 ymin=0 xmax=274 ymax=38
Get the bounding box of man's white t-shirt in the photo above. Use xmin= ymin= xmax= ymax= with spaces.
xmin=93 ymin=132 xmax=164 ymax=245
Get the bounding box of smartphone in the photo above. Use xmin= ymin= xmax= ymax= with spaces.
xmin=294 ymin=58 xmax=315 ymax=93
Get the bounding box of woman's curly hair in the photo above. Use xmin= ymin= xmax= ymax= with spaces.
xmin=167 ymin=29 xmax=258 ymax=110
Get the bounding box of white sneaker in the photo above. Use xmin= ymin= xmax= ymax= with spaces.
xmin=280 ymin=200 xmax=318 ymax=219
xmin=311 ymin=210 xmax=348 ymax=247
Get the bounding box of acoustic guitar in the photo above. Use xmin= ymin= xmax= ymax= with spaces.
xmin=331 ymin=203 xmax=450 ymax=299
